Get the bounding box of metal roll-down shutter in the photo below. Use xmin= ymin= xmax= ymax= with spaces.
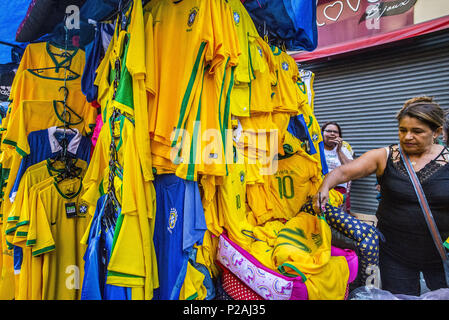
xmin=298 ymin=29 xmax=449 ymax=215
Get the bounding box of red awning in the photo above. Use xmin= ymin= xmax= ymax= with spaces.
xmin=293 ymin=15 xmax=449 ymax=63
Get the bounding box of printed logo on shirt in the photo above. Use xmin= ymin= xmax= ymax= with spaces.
xmin=239 ymin=171 xmax=245 ymax=184
xmin=282 ymin=62 xmax=289 ymax=71
xmin=312 ymin=132 xmax=319 ymax=142
xmin=78 ymin=202 xmax=89 ymax=217
xmin=233 ymin=11 xmax=240 ymax=24
xmin=257 ymin=46 xmax=263 ymax=57
xmin=187 ymin=7 xmax=199 ymax=28
xmin=168 ymin=208 xmax=178 ymax=233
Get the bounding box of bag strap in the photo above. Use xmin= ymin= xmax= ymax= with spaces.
xmin=398 ymin=146 xmax=448 ymax=262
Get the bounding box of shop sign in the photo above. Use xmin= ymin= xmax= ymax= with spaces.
xmin=316 ymin=0 xmax=417 ymax=48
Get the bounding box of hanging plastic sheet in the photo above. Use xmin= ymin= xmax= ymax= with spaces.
xmin=243 ymin=0 xmax=318 ymax=51
xmin=349 ymin=286 xmax=449 ymax=300
xmin=0 ymin=1 xmax=29 ymax=63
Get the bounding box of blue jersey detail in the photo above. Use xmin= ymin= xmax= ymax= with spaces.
xmin=153 ymin=174 xmax=207 ymax=300
xmin=10 ymin=128 xmax=92 ymax=200
xmin=81 ymin=194 xmax=131 ymax=300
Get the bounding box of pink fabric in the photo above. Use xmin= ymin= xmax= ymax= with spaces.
xmin=218 ymin=234 xmax=308 ymax=300
xmin=219 ymin=263 xmax=264 ymax=300
xmin=331 ymin=246 xmax=359 ymax=284
xmin=91 ymin=113 xmax=103 ymax=148
xmin=218 ymin=234 xmax=359 ymax=300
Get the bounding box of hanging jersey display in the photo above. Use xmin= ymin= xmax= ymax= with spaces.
xmin=0 ymin=0 xmax=361 ymax=301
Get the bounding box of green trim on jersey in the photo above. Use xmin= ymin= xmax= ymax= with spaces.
xmin=112 ymin=34 xmax=135 ymax=115
xmin=2 ymin=139 xmax=28 ymax=157
xmin=171 ymin=42 xmax=207 ymax=147
xmin=185 ymin=67 xmax=207 ymax=181
xmin=16 ymin=231 xmax=28 ymax=237
xmin=222 ymin=65 xmax=236 ymax=174
xmin=32 ymin=244 xmax=56 ymax=257
xmin=186 ymin=292 xmax=199 ymax=300
xmin=53 ymin=179 xmax=83 ymax=200
xmin=278 ymin=263 xmax=307 ymax=282
xmin=27 ymin=69 xmax=80 ymax=81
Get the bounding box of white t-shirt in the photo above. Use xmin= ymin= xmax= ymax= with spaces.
xmin=324 ymin=144 xmax=353 ymax=189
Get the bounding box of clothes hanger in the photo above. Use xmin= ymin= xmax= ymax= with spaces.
xmin=99 ymin=0 xmax=133 ymax=25
xmin=27 ymin=16 xmax=80 ymax=79
xmin=52 ymin=139 xmax=83 ymax=184
xmin=50 ymin=21 xmax=84 ymax=186
xmin=53 ymin=86 xmax=84 ymax=127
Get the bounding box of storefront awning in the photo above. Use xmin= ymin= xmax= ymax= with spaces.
xmin=292 ymin=15 xmax=449 ymax=63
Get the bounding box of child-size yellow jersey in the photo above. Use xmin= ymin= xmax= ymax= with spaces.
xmin=271 ymin=47 xmax=300 ymax=114
xmin=26 ymin=178 xmax=90 ymax=300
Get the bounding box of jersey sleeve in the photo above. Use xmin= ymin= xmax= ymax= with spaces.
xmin=2 ymin=100 xmax=31 ymax=157
xmin=28 ymin=189 xmax=56 ymax=256
xmin=125 ymin=0 xmax=146 ymax=80
xmin=4 ymin=170 xmax=32 ymax=246
xmin=204 ymin=0 xmax=241 ymax=73
xmin=144 ymin=11 xmax=156 ymax=95
xmin=342 ymin=144 xmax=354 ymax=160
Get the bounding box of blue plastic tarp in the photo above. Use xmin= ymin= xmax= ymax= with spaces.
xmin=0 ymin=1 xmax=30 ymax=64
xmin=243 ymin=0 xmax=318 ymax=51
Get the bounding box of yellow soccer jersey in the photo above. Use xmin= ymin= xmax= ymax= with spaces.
xmin=194 ymin=230 xmax=220 ymax=278
xmin=0 ymin=148 xmax=24 ymax=225
xmin=270 ymin=152 xmax=321 ymax=221
xmin=173 ymin=60 xmax=221 ymax=181
xmin=0 ymin=231 xmax=15 ymax=300
xmin=82 ymin=113 xmax=127 ymax=211
xmin=106 ymin=115 xmax=158 ymax=300
xmin=179 ymin=261 xmax=207 ymax=300
xmin=235 ymin=113 xmax=278 ymax=163
xmin=26 ymin=178 xmax=90 ymax=300
xmin=217 ymin=158 xmax=254 ymax=251
xmin=9 ymin=42 xmax=86 ymax=103
xmin=295 ymin=78 xmax=309 ymax=113
xmin=144 ymin=0 xmax=240 ymax=146
xmin=246 ymin=179 xmax=274 ymax=225
xmin=298 ymin=102 xmax=325 ymax=174
xmin=271 ymin=47 xmax=300 ymax=114
xmin=271 ymin=111 xmax=293 ymax=155
xmin=5 ymin=160 xmax=50 ymax=225
xmin=3 ymin=70 xmax=96 ymax=152
xmin=2 ymin=100 xmax=95 ymax=156
xmin=272 ymin=212 xmax=349 ymax=300
xmin=10 ymin=159 xmax=87 ymax=247
xmin=272 ymin=212 xmax=332 ymax=276
xmin=14 ymin=177 xmax=57 ymax=300
xmin=226 ymin=0 xmax=259 ymax=117
xmin=5 ymin=161 xmax=57 ymax=246
xmin=245 ymin=37 xmax=277 ymax=115
xmin=175 ymin=52 xmax=238 ymax=180
xmin=227 ymin=0 xmax=259 ymax=84
xmin=104 ymin=0 xmax=153 ymax=182
xmin=81 ymin=124 xmax=110 ymax=209
xmin=299 ymin=70 xmax=315 ymax=112
xmin=199 ymin=175 xmax=223 ymax=237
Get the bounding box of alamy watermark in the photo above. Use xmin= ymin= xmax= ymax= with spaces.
xmin=65 ymin=5 xmax=80 ymax=30
xmin=168 ymin=124 xmax=279 ymax=175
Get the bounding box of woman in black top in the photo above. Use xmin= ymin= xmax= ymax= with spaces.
xmin=314 ymin=96 xmax=449 ymax=296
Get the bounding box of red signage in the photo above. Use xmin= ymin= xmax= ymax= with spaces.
xmin=292 ymin=0 xmax=449 ymax=62
xmin=316 ymin=0 xmax=416 ymax=48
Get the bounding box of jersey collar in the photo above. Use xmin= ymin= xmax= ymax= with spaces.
xmin=47 ymin=126 xmax=82 ymax=155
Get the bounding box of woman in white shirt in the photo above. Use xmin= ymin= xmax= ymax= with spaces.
xmin=321 ymin=121 xmax=354 ymax=213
